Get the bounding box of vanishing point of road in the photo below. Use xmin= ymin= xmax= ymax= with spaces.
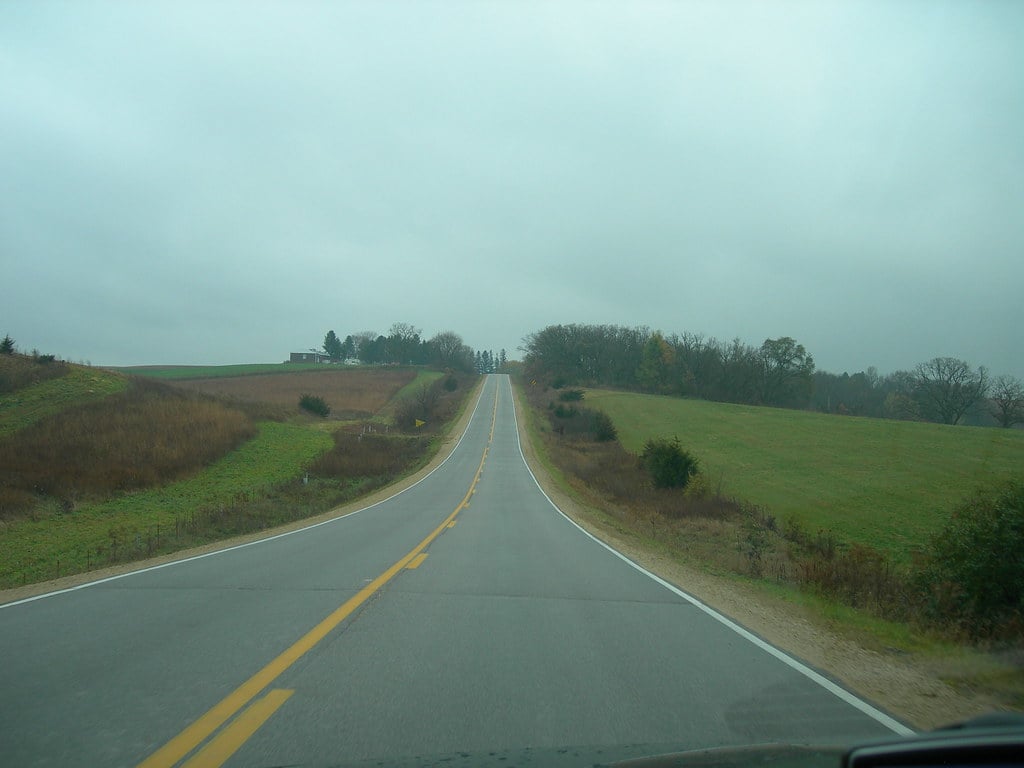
xmin=0 ymin=375 xmax=909 ymax=767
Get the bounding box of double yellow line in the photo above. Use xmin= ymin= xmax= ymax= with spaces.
xmin=138 ymin=382 xmax=500 ymax=768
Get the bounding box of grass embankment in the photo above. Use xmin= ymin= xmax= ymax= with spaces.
xmin=583 ymin=389 xmax=1024 ymax=563
xmin=1 ymin=422 xmax=331 ymax=587
xmin=517 ymin=382 xmax=1024 ymax=709
xmin=0 ymin=365 xmax=126 ymax=438
xmin=1 ymin=362 xmax=475 ymax=590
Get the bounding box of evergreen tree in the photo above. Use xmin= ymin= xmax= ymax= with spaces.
xmin=323 ymin=330 xmax=344 ymax=361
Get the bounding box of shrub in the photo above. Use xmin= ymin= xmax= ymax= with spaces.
xmin=299 ymin=393 xmax=330 ymax=417
xmin=916 ymin=481 xmax=1024 ymax=637
xmin=640 ymin=437 xmax=699 ymax=489
xmin=558 ymin=389 xmax=584 ymax=402
xmin=592 ymin=410 xmax=617 ymax=442
xmin=310 ymin=431 xmax=428 ymax=480
xmin=393 ymin=374 xmax=469 ymax=431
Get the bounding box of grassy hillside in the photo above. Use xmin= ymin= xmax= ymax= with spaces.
xmin=2 ymin=422 xmax=331 ymax=587
xmin=583 ymin=389 xmax=1024 ymax=561
xmin=1 ymin=361 xmax=474 ymax=589
xmin=0 ymin=365 xmax=126 ymax=438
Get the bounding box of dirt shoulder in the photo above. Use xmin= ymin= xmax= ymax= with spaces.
xmin=0 ymin=378 xmax=485 ymax=606
xmin=508 ymin=381 xmax=1003 ymax=732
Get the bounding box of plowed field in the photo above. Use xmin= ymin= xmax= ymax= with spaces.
xmin=173 ymin=367 xmax=418 ymax=418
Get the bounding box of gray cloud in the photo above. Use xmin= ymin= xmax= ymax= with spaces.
xmin=3 ymin=1 xmax=1022 ymax=377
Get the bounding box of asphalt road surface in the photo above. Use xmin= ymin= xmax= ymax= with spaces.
xmin=0 ymin=375 xmax=909 ymax=767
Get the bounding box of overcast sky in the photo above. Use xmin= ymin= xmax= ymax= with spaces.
xmin=3 ymin=1 xmax=1022 ymax=377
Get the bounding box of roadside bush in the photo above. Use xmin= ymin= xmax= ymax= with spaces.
xmin=310 ymin=431 xmax=428 ymax=481
xmin=394 ymin=374 xmax=470 ymax=431
xmin=592 ymin=410 xmax=617 ymax=442
xmin=548 ymin=404 xmax=617 ymax=442
xmin=916 ymin=481 xmax=1024 ymax=638
xmin=558 ymin=389 xmax=584 ymax=402
xmin=799 ymin=544 xmax=906 ymax=615
xmin=299 ymin=393 xmax=331 ymax=417
xmin=640 ymin=437 xmax=699 ymax=489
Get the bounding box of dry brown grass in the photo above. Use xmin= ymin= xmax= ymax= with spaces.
xmin=0 ymin=378 xmax=256 ymax=518
xmin=172 ymin=368 xmax=418 ymax=418
xmin=310 ymin=431 xmax=430 ymax=482
xmin=0 ymin=353 xmax=69 ymax=393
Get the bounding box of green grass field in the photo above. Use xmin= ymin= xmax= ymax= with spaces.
xmin=0 ymin=367 xmax=126 ymax=438
xmin=583 ymin=389 xmax=1024 ymax=561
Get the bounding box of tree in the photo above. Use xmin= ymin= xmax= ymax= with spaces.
xmin=428 ymin=331 xmax=474 ymax=371
xmin=911 ymin=357 xmax=989 ymax=425
xmin=990 ymin=375 xmax=1024 ymax=428
xmin=636 ymin=332 xmax=674 ymax=393
xmin=640 ymin=437 xmax=699 ymax=489
xmin=758 ymin=337 xmax=815 ymax=407
xmin=340 ymin=334 xmax=357 ymax=360
xmin=0 ymin=335 xmax=14 ymax=355
xmin=323 ymin=330 xmax=343 ymax=361
xmin=478 ymin=350 xmax=494 ymax=374
xmin=387 ymin=322 xmax=423 ymax=364
xmin=360 ymin=335 xmax=387 ymax=364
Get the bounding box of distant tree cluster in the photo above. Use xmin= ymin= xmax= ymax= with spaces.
xmin=815 ymin=357 xmax=1019 ymax=427
xmin=522 ymin=324 xmax=815 ymax=409
xmin=474 ymin=349 xmax=507 ymax=374
xmin=522 ymin=323 xmax=1022 ymax=427
xmin=316 ymin=323 xmax=477 ymax=372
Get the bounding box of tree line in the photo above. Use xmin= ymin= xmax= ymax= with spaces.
xmin=318 ymin=323 xmax=478 ymax=373
xmin=522 ymin=323 xmax=1023 ymax=427
xmin=317 ymin=324 xmax=512 ymax=377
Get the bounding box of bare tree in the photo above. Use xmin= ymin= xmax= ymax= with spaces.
xmin=990 ymin=375 xmax=1024 ymax=428
xmin=911 ymin=357 xmax=988 ymax=425
xmin=428 ymin=331 xmax=473 ymax=371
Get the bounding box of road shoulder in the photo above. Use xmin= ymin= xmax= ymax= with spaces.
xmin=507 ymin=379 xmax=1001 ymax=731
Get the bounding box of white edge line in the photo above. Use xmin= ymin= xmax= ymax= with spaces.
xmin=502 ymin=375 xmax=915 ymax=737
xmin=0 ymin=379 xmax=492 ymax=610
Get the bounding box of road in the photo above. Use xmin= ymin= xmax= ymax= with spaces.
xmin=0 ymin=374 xmax=908 ymax=767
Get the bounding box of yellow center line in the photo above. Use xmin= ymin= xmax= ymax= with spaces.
xmin=137 ymin=380 xmax=500 ymax=768
xmin=180 ymin=689 xmax=294 ymax=768
xmin=406 ymin=552 xmax=429 ymax=570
